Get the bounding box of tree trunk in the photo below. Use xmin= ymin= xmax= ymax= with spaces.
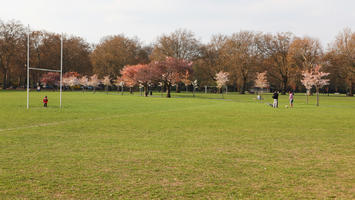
xmin=163 ymin=83 xmax=167 ymax=93
xmin=281 ymin=79 xmax=287 ymax=95
xmin=3 ymin=70 xmax=7 ymax=89
xmin=129 ymin=87 xmax=133 ymax=94
xmin=348 ymin=81 xmax=354 ymax=96
xmin=306 ymin=90 xmax=309 ymax=104
xmin=316 ymin=87 xmax=319 ymax=106
xmin=239 ymin=77 xmax=247 ymax=94
xmin=17 ymin=76 xmax=21 ymax=88
xmin=24 ymin=73 xmax=27 ymax=89
xmin=144 ymin=85 xmax=148 ymax=97
xmin=176 ymin=83 xmax=180 ymax=93
xmin=221 ymin=86 xmax=225 ymax=99
xmin=166 ymin=84 xmax=171 ymax=98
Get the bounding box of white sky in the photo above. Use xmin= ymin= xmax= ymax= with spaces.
xmin=1 ymin=0 xmax=354 ymax=46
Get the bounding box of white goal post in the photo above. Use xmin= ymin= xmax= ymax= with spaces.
xmin=26 ymin=25 xmax=63 ymax=109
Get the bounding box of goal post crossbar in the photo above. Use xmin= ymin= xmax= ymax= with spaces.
xmin=29 ymin=67 xmax=61 ymax=73
xmin=27 ymin=25 xmax=63 ymax=109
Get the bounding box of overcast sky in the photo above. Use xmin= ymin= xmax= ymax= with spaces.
xmin=1 ymin=0 xmax=354 ymax=46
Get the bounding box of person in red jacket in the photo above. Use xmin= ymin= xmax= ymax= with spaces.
xmin=43 ymin=96 xmax=48 ymax=107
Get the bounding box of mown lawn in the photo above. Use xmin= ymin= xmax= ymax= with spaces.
xmin=0 ymin=91 xmax=354 ymax=199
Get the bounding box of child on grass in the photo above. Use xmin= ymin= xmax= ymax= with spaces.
xmin=272 ymin=91 xmax=279 ymax=108
xmin=289 ymin=91 xmax=294 ymax=108
xmin=43 ymin=96 xmax=48 ymax=107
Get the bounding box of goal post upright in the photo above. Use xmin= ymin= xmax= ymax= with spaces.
xmin=26 ymin=25 xmax=30 ymax=110
xmin=26 ymin=26 xmax=63 ymax=109
xmin=60 ymin=33 xmax=63 ymax=108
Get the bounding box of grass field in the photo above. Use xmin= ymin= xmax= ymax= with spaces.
xmin=0 ymin=91 xmax=354 ymax=199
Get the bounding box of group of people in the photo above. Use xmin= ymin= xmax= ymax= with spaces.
xmin=41 ymin=92 xmax=295 ymax=108
xmin=272 ymin=91 xmax=294 ymax=108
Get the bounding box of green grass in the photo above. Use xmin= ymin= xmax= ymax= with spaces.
xmin=0 ymin=91 xmax=354 ymax=199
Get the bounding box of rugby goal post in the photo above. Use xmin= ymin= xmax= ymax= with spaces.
xmin=26 ymin=25 xmax=63 ymax=109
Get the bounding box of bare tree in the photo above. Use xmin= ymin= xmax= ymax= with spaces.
xmin=194 ymin=35 xmax=228 ymax=86
xmin=91 ymin=35 xmax=143 ymax=78
xmin=224 ymin=31 xmax=261 ymax=94
xmin=151 ymin=29 xmax=201 ymax=61
xmin=288 ymin=36 xmax=323 ymax=91
xmin=0 ymin=20 xmax=25 ymax=89
xmin=257 ymin=32 xmax=293 ymax=94
xmin=326 ymin=28 xmax=355 ymax=96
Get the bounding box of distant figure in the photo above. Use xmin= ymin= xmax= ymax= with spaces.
xmin=37 ymin=85 xmax=41 ymax=92
xmin=272 ymin=91 xmax=279 ymax=108
xmin=43 ymin=96 xmax=48 ymax=107
xmin=289 ymin=91 xmax=294 ymax=108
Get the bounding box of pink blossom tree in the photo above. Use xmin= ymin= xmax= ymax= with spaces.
xmin=62 ymin=72 xmax=80 ymax=91
xmin=301 ymin=65 xmax=330 ymax=106
xmin=301 ymin=70 xmax=314 ymax=104
xmin=181 ymin=70 xmax=191 ymax=93
xmin=62 ymin=77 xmax=71 ymax=88
xmin=88 ymin=74 xmax=101 ymax=93
xmin=63 ymin=76 xmax=79 ymax=91
xmin=68 ymin=76 xmax=79 ymax=90
xmin=79 ymin=76 xmax=89 ymax=92
xmin=120 ymin=65 xmax=140 ymax=94
xmin=135 ymin=64 xmax=157 ymax=97
xmin=312 ymin=65 xmax=330 ymax=106
xmin=40 ymin=72 xmax=60 ymax=89
xmin=215 ymin=71 xmax=229 ymax=98
xmin=115 ymin=76 xmax=125 ymax=95
xmin=102 ymin=75 xmax=111 ymax=94
xmin=254 ymin=71 xmax=269 ymax=101
xmin=153 ymin=57 xmax=193 ymax=98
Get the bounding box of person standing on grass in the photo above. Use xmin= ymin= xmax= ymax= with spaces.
xmin=43 ymin=96 xmax=48 ymax=107
xmin=272 ymin=91 xmax=279 ymax=108
xmin=289 ymin=91 xmax=294 ymax=108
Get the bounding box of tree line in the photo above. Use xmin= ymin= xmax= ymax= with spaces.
xmin=1 ymin=19 xmax=354 ymax=96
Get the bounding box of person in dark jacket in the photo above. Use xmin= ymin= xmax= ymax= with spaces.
xmin=289 ymin=91 xmax=294 ymax=108
xmin=272 ymin=91 xmax=279 ymax=108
